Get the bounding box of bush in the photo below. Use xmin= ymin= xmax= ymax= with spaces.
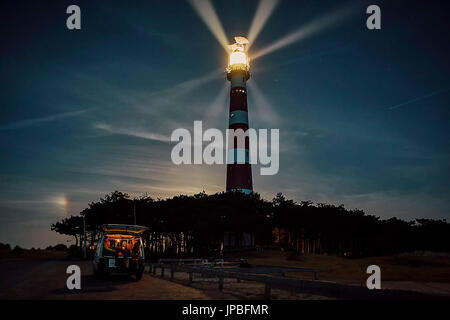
xmin=0 ymin=243 xmax=11 ymax=251
xmin=11 ymin=246 xmax=24 ymax=255
xmin=53 ymin=244 xmax=68 ymax=251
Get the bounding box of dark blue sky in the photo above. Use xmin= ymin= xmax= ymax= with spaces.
xmin=1 ymin=0 xmax=449 ymax=248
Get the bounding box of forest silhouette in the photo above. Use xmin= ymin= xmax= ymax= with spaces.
xmin=51 ymin=191 xmax=450 ymax=259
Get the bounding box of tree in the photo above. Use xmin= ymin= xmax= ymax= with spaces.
xmin=51 ymin=215 xmax=83 ymax=247
xmin=51 ymin=190 xmax=450 ymax=258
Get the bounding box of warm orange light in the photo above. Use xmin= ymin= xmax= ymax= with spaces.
xmin=106 ymin=234 xmax=136 ymax=239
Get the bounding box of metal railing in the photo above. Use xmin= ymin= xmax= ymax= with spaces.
xmin=147 ymin=263 xmax=437 ymax=300
xmin=158 ymin=258 xmax=224 ymax=268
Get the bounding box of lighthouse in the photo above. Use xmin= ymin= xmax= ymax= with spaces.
xmin=226 ymin=36 xmax=253 ymax=194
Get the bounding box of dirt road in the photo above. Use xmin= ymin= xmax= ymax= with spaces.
xmin=4 ymin=254 xmax=445 ymax=300
xmin=0 ymin=257 xmax=329 ymax=299
xmin=0 ymin=258 xmax=232 ymax=300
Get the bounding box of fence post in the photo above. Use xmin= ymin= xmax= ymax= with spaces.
xmin=314 ymin=271 xmax=318 ymax=280
xmin=218 ymin=276 xmax=224 ymax=291
xmin=189 ymin=272 xmax=193 ymax=283
xmin=264 ymin=283 xmax=271 ymax=299
xmin=161 ymin=266 xmax=165 ymax=278
xmin=153 ymin=265 xmax=157 ymax=275
xmin=170 ymin=266 xmax=174 ymax=279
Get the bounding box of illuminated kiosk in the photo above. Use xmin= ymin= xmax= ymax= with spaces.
xmin=226 ymin=36 xmax=253 ymax=195
xmin=224 ymin=36 xmax=254 ymax=249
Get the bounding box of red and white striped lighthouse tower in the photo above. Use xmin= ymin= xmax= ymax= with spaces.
xmin=226 ymin=36 xmax=252 ymax=194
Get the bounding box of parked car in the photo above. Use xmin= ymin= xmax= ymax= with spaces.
xmin=93 ymin=224 xmax=148 ymax=280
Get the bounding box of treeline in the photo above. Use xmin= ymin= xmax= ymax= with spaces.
xmin=51 ymin=191 xmax=450 ymax=259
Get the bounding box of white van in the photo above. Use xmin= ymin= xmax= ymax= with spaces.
xmin=93 ymin=224 xmax=148 ymax=280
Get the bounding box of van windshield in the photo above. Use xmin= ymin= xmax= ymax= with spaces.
xmin=103 ymin=234 xmax=142 ymax=258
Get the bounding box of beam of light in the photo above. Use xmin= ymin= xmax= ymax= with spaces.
xmin=0 ymin=109 xmax=89 ymax=131
xmin=254 ymin=43 xmax=357 ymax=74
xmin=247 ymin=0 xmax=280 ymax=49
xmin=247 ymin=80 xmax=281 ymax=125
xmin=187 ymin=0 xmax=229 ymax=52
xmin=204 ymin=82 xmax=229 ymax=124
xmin=162 ymin=68 xmax=223 ymax=99
xmin=142 ymin=69 xmax=223 ymax=108
xmin=93 ymin=122 xmax=171 ymax=142
xmin=137 ymin=69 xmax=222 ymax=112
xmin=251 ymin=5 xmax=358 ymax=61
xmin=387 ymin=87 xmax=450 ymax=110
xmin=132 ymin=69 xmax=223 ymax=131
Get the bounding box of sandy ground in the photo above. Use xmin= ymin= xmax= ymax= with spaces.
xmin=169 ymin=272 xmax=332 ymax=300
xmin=2 ymin=250 xmax=450 ymax=299
xmin=0 ymin=256 xmax=330 ymax=300
xmin=0 ymin=257 xmax=215 ymax=300
xmin=242 ymin=250 xmax=450 ymax=297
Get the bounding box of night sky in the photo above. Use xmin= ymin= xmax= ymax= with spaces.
xmin=1 ymin=0 xmax=449 ymax=248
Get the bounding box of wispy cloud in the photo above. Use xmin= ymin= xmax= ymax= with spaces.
xmin=0 ymin=109 xmax=89 ymax=131
xmin=93 ymin=122 xmax=171 ymax=142
xmin=387 ymin=86 xmax=450 ymax=110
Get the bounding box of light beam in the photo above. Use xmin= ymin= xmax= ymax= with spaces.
xmin=247 ymin=0 xmax=280 ymax=49
xmin=163 ymin=68 xmax=223 ymax=99
xmin=205 ymin=83 xmax=229 ymax=125
xmin=247 ymin=80 xmax=281 ymax=125
xmin=187 ymin=0 xmax=229 ymax=52
xmin=251 ymin=5 xmax=357 ymax=61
